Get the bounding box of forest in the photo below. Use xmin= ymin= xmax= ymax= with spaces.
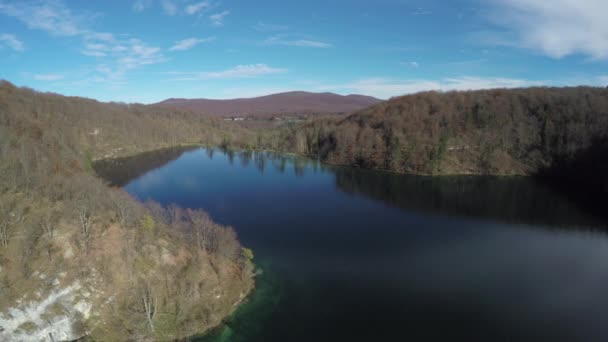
xmin=0 ymin=81 xmax=255 ymax=340
xmin=273 ymin=87 xmax=608 ymax=175
xmin=1 ymin=80 xmax=608 ymax=339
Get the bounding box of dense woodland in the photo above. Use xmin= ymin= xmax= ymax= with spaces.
xmin=0 ymin=81 xmax=254 ymax=340
xmin=272 ymin=87 xmax=608 ymax=176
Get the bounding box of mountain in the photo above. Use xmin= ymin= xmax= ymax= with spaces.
xmin=153 ymin=91 xmax=382 ymax=117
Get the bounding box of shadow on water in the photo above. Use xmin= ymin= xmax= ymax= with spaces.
xmin=92 ymin=146 xmax=197 ymax=187
xmin=333 ymin=168 xmax=605 ymax=229
xmin=535 ymin=138 xmax=608 ymax=222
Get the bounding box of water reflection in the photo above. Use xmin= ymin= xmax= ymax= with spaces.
xmin=95 ymin=148 xmax=604 ymax=229
xmin=92 ymin=146 xmax=195 ymax=187
xmin=334 ymin=167 xmax=604 ymax=228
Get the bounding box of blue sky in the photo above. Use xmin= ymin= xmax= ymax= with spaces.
xmin=0 ymin=0 xmax=607 ymax=103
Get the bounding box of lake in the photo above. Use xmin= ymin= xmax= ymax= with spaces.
xmin=95 ymin=147 xmax=608 ymax=341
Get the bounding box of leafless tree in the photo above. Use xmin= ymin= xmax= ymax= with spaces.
xmin=76 ymin=197 xmax=94 ymax=244
xmin=0 ymin=199 xmax=24 ymax=247
xmin=184 ymin=209 xmax=213 ymax=251
xmin=139 ymin=280 xmax=158 ymax=332
xmin=39 ymin=207 xmax=58 ymax=240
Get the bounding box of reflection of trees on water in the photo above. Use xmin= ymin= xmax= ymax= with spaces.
xmin=272 ymin=155 xmax=287 ymax=174
xmin=205 ymin=148 xmax=215 ymax=160
xmin=293 ymin=158 xmax=307 ymax=177
xmin=225 ymin=149 xmax=235 ymax=165
xmin=239 ymin=150 xmax=253 ymax=168
xmin=93 ymin=146 xmax=195 ymax=187
xmin=255 ymin=151 xmax=266 ymax=174
xmin=334 ymin=167 xmax=605 ymax=229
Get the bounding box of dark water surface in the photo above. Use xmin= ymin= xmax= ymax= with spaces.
xmin=95 ymin=148 xmax=608 ymax=342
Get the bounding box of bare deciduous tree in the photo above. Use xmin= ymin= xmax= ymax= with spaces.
xmin=187 ymin=209 xmax=213 ymax=252
xmin=40 ymin=207 xmax=58 ymax=240
xmin=0 ymin=199 xmax=24 ymax=248
xmin=141 ymin=281 xmax=158 ymax=332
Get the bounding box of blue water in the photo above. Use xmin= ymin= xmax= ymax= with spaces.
xmin=104 ymin=148 xmax=608 ymax=341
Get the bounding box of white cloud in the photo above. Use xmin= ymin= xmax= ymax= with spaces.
xmin=168 ymin=64 xmax=287 ymax=81
xmin=402 ymin=61 xmax=419 ymax=68
xmin=264 ymin=35 xmax=332 ymax=48
xmin=116 ymin=39 xmax=166 ymax=69
xmin=209 ymin=10 xmax=229 ymax=26
xmin=317 ymin=77 xmax=543 ymax=99
xmin=0 ymin=33 xmax=24 ymax=51
xmin=169 ymin=37 xmax=214 ymax=51
xmin=81 ymin=49 xmax=107 ymax=57
xmin=288 ymin=40 xmax=332 ymax=48
xmin=161 ymin=0 xmax=177 ymax=16
xmin=33 ymin=73 xmax=64 ymax=81
xmin=485 ymin=0 xmax=608 ymax=59
xmin=80 ymin=35 xmax=166 ymax=70
xmin=0 ymin=0 xmax=85 ymax=36
xmin=317 ymin=79 xmax=440 ymax=99
xmin=440 ymin=76 xmax=541 ymax=90
xmin=0 ymin=1 xmax=166 ymax=85
xmin=185 ymin=1 xmax=209 ymax=15
xmin=219 ymin=87 xmax=299 ymax=99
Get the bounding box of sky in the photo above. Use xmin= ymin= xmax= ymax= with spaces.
xmin=0 ymin=0 xmax=607 ymax=103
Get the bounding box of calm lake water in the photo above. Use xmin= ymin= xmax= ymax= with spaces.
xmin=95 ymin=148 xmax=608 ymax=341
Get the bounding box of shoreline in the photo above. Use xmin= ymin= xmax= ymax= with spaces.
xmin=94 ymin=143 xmax=529 ymax=178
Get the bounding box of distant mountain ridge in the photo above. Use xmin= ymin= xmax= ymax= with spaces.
xmin=153 ymin=91 xmax=382 ymax=117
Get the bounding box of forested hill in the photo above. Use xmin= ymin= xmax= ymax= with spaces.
xmin=0 ymin=80 xmax=255 ymax=341
xmin=293 ymin=87 xmax=608 ymax=179
xmin=154 ymin=91 xmax=381 ymax=117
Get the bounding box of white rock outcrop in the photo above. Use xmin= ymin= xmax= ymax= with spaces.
xmin=0 ymin=281 xmax=93 ymax=342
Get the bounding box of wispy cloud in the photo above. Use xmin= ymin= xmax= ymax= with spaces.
xmin=0 ymin=0 xmax=166 ymax=85
xmin=0 ymin=0 xmax=86 ymax=36
xmin=115 ymin=39 xmax=166 ymax=69
xmin=79 ymin=35 xmax=166 ymax=73
xmin=161 ymin=0 xmax=177 ymax=16
xmin=33 ymin=73 xmax=64 ymax=81
xmin=132 ymin=0 xmax=151 ymax=12
xmin=412 ymin=7 xmax=431 ymax=15
xmin=254 ymin=22 xmax=288 ymax=32
xmin=482 ymin=0 xmax=608 ymax=60
xmin=169 ymin=37 xmax=214 ymax=51
xmin=209 ymin=10 xmax=229 ymax=26
xmin=402 ymin=61 xmax=420 ymax=68
xmin=185 ymin=1 xmax=209 ymax=15
xmin=0 ymin=33 xmax=24 ymax=51
xmin=264 ymin=35 xmax=332 ymax=48
xmin=167 ymin=64 xmax=287 ymax=81
xmin=316 ymin=77 xmax=543 ymax=99
xmin=438 ymin=59 xmax=488 ymax=68
xmin=288 ymin=40 xmax=331 ymax=48
xmin=218 ymin=87 xmax=297 ymax=99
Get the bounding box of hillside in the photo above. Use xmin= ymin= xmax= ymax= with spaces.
xmin=154 ymin=91 xmax=381 ymax=117
xmin=0 ymin=81 xmax=255 ymax=341
xmin=280 ymin=87 xmax=608 ymax=178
